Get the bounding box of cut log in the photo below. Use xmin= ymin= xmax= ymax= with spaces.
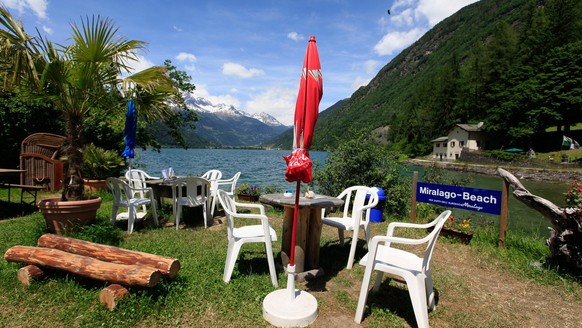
xmin=17 ymin=265 xmax=45 ymax=286
xmin=37 ymin=233 xmax=180 ymax=278
xmin=4 ymin=246 xmax=161 ymax=287
xmin=99 ymin=284 xmax=129 ymax=310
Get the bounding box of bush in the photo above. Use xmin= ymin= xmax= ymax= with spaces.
xmin=313 ymin=131 xmax=410 ymax=218
xmin=82 ymin=143 xmax=126 ymax=180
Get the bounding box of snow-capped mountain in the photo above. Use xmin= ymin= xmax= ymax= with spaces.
xmin=178 ymin=92 xmax=290 ymax=147
xmin=182 ymin=92 xmax=286 ymax=127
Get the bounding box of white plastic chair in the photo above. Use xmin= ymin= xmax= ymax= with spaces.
xmin=354 ymin=210 xmax=452 ymax=327
xmin=172 ymin=177 xmax=211 ymax=229
xmin=212 ymin=171 xmax=241 ymax=215
xmin=125 ymin=169 xmax=159 ymax=211
xmin=216 ymin=189 xmax=278 ymax=287
xmin=201 ymin=169 xmax=223 ymax=216
xmin=321 ymin=186 xmax=379 ymax=269
xmin=106 ymin=177 xmax=159 ymax=234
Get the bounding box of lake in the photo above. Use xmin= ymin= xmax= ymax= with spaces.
xmin=133 ymin=148 xmax=569 ymax=238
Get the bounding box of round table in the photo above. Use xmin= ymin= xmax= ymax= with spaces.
xmin=260 ymin=193 xmax=344 ymax=281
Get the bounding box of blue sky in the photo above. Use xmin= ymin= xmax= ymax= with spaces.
xmin=1 ymin=0 xmax=478 ymax=125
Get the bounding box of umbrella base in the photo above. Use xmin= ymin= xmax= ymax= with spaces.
xmin=263 ymin=289 xmax=318 ymax=327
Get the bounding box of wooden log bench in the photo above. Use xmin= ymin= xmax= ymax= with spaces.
xmin=4 ymin=234 xmax=181 ymax=309
xmin=0 ymin=183 xmax=45 ymax=205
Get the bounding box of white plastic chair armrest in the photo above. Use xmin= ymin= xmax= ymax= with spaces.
xmin=232 ymin=213 xmax=268 ymax=221
xmin=369 ymin=233 xmax=432 ymax=248
xmin=234 ymin=202 xmax=265 ymax=215
xmin=387 ymin=220 xmax=438 ymax=236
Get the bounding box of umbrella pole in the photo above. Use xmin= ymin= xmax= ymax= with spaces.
xmin=286 ymin=180 xmax=301 ymax=301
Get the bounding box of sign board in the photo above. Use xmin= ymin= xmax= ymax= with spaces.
xmin=416 ymin=182 xmax=502 ymax=215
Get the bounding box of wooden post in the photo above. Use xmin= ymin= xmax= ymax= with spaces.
xmin=100 ymin=284 xmax=129 ymax=310
xmin=37 ymin=234 xmax=180 ymax=278
xmin=4 ymin=246 xmax=161 ymax=287
xmin=17 ymin=265 xmax=45 ymax=286
xmin=410 ymin=171 xmax=418 ymax=223
xmin=498 ymin=179 xmax=509 ymax=247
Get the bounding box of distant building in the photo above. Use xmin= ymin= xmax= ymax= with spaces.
xmin=431 ymin=122 xmax=487 ymax=161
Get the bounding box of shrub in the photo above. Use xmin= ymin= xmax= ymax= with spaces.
xmin=82 ymin=143 xmax=126 ymax=180
xmin=313 ymin=131 xmax=410 ymax=218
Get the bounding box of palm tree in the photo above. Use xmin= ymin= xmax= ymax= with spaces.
xmin=0 ymin=8 xmax=183 ymax=201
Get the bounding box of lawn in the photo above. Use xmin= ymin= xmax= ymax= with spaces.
xmin=1 ymin=189 xmax=581 ymax=327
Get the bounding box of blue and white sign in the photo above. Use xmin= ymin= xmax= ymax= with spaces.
xmin=416 ymin=182 xmax=502 ymax=215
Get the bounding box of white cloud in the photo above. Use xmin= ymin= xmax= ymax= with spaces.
xmin=417 ymin=0 xmax=479 ymax=27
xmin=222 ymin=62 xmax=265 ymax=78
xmin=173 ymin=25 xmax=183 ymax=32
xmin=351 ymin=76 xmax=371 ymax=91
xmin=245 ymin=87 xmax=296 ymax=125
xmin=194 ymin=85 xmax=241 ymax=109
xmin=364 ymin=60 xmax=379 ymax=75
xmin=287 ymin=31 xmax=304 ymax=41
xmin=374 ymin=27 xmax=426 ymax=56
xmin=1 ymin=0 xmax=48 ymax=19
xmin=42 ymin=25 xmax=52 ymax=35
xmin=126 ymin=55 xmax=155 ymax=74
xmin=176 ymin=52 xmax=197 ymax=62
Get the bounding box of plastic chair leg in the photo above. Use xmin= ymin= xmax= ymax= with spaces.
xmin=150 ymin=199 xmax=159 ymax=227
xmin=264 ymin=241 xmax=278 ymax=287
xmin=354 ymin=264 xmax=375 ymax=323
xmin=338 ymin=229 xmax=345 ymax=245
xmin=110 ymin=206 xmax=118 ymax=225
xmin=347 ymin=236 xmax=358 ymax=269
xmin=223 ymin=241 xmax=243 ymax=283
xmin=128 ymin=206 xmax=135 ymax=234
xmin=406 ymin=275 xmax=430 ymax=328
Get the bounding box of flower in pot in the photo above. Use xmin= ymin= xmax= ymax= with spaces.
xmin=0 ymin=9 xmax=196 ymax=232
xmin=236 ymin=183 xmax=261 ymax=201
xmin=82 ymin=143 xmax=126 ymax=192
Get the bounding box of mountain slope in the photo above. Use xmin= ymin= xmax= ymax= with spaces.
xmin=311 ymin=0 xmax=530 ymax=151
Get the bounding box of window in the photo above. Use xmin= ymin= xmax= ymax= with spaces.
xmin=450 ymin=141 xmax=455 ymax=148
xmin=436 ymin=143 xmax=440 ymax=147
xmin=460 ymin=141 xmax=465 ymax=148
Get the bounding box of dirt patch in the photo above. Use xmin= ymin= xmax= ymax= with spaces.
xmin=306 ymin=241 xmax=582 ymax=328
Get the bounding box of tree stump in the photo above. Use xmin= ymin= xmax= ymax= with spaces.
xmin=99 ymin=284 xmax=129 ymax=310
xmin=498 ymin=168 xmax=582 ymax=276
xmin=17 ymin=265 xmax=45 ymax=286
xmin=37 ymin=234 xmax=180 ymax=278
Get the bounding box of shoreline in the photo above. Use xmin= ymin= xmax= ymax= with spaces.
xmin=407 ymin=159 xmax=582 ymax=183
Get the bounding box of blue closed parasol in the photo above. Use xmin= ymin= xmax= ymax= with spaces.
xmin=121 ymin=99 xmax=137 ymax=159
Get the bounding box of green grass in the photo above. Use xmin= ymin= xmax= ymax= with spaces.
xmin=1 ymin=192 xmax=581 ymax=327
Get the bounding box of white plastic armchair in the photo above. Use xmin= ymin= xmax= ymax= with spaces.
xmin=172 ymin=177 xmax=211 ymax=229
xmin=211 ymin=171 xmax=241 ymax=215
xmin=354 ymin=210 xmax=452 ymax=328
xmin=106 ymin=177 xmax=159 ymax=233
xmin=321 ymin=186 xmax=379 ymax=269
xmin=216 ymin=189 xmax=278 ymax=287
xmin=125 ymin=169 xmax=159 ymax=211
xmin=201 ymin=169 xmax=223 ymax=216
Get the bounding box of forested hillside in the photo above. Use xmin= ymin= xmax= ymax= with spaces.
xmin=289 ymin=0 xmax=581 ymax=155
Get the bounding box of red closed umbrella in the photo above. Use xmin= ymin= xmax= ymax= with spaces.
xmin=283 ymin=35 xmax=323 ymax=271
xmin=263 ymin=36 xmax=323 ymax=327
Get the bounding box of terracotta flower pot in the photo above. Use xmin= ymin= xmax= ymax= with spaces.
xmin=83 ymin=179 xmax=108 ymax=193
xmin=38 ymin=197 xmax=102 ymax=234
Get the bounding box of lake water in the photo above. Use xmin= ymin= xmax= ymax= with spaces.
xmin=132 ymin=148 xmax=328 ymax=191
xmin=134 ymin=148 xmax=568 ymax=238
